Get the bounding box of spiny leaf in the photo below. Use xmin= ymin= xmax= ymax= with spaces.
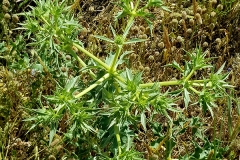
xmin=93 ymin=35 xmax=114 ymax=43
xmin=140 ymin=112 xmax=147 ymax=132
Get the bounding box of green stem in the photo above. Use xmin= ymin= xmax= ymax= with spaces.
xmin=134 ymin=0 xmax=140 ymax=11
xmin=140 ymin=80 xmax=180 ymax=87
xmin=40 ymin=15 xmax=50 ymax=26
xmin=110 ymin=45 xmax=122 ymax=72
xmin=59 ymin=34 xmax=109 ymax=71
xmin=139 ymin=79 xmax=211 ymax=88
xmin=189 ymin=86 xmax=200 ymax=94
xmin=70 ymin=49 xmax=96 ymax=79
xmin=114 ymin=124 xmax=122 ymax=155
xmin=110 ymin=15 xmax=135 ymax=71
xmin=74 ymin=73 xmax=110 ymax=98
xmin=72 ymin=42 xmax=110 ymax=71
xmin=115 ymin=74 xmax=126 ymax=84
xmin=207 ymin=150 xmax=214 ymax=160
xmin=184 ymin=69 xmax=195 ymax=82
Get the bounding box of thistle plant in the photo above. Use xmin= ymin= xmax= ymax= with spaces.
xmin=16 ymin=0 xmax=234 ymax=159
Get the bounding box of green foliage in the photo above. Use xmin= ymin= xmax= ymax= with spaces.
xmin=1 ymin=0 xmax=236 ymax=159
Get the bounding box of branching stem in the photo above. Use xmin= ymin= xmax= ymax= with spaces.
xmin=74 ymin=73 xmax=110 ymax=98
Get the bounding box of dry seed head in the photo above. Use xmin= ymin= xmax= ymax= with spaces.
xmin=171 ymin=19 xmax=178 ymax=25
xmin=130 ymin=53 xmax=137 ymax=60
xmin=189 ymin=19 xmax=195 ymax=26
xmin=144 ymin=66 xmax=150 ymax=72
xmin=48 ymin=155 xmax=56 ymax=160
xmin=139 ymin=65 xmax=144 ymax=71
xmin=186 ymin=28 xmax=193 ymax=34
xmin=12 ymin=14 xmax=19 ymax=23
xmin=61 ymin=67 xmax=67 ymax=72
xmin=177 ymin=36 xmax=184 ymax=43
xmin=144 ymin=9 xmax=149 ymax=13
xmin=81 ymin=28 xmax=88 ymax=36
xmin=211 ymin=0 xmax=217 ymax=5
xmin=89 ymin=6 xmax=94 ymax=12
xmin=215 ymin=38 xmax=221 ymax=44
xmin=141 ymin=34 xmax=148 ymax=39
xmin=150 ymin=43 xmax=156 ymax=49
xmin=197 ymin=7 xmax=202 ymax=14
xmin=217 ymin=4 xmax=223 ymax=11
xmin=88 ymin=34 xmax=95 ymax=41
xmin=203 ymin=42 xmax=208 ymax=47
xmin=215 ymin=44 xmax=220 ymax=50
xmin=4 ymin=13 xmax=11 ymax=20
xmin=139 ymin=26 xmax=146 ymax=33
xmin=66 ymin=55 xmax=71 ymax=60
xmin=210 ymin=11 xmax=216 ymax=17
xmin=182 ymin=11 xmax=187 ymax=20
xmin=2 ymin=5 xmax=9 ymax=12
xmin=158 ymin=42 xmax=165 ymax=49
xmin=179 ymin=19 xmax=184 ymax=25
xmin=171 ymin=46 xmax=176 ymax=52
xmin=205 ymin=50 xmax=210 ymax=57
xmin=3 ymin=0 xmax=10 ymax=7
xmin=202 ymin=7 xmax=207 ymax=14
xmin=131 ymin=26 xmax=139 ymax=34
xmin=148 ymin=55 xmax=154 ymax=61
xmin=145 ymin=27 xmax=151 ymax=35
xmin=136 ymin=61 xmax=141 ymax=66
xmin=210 ymin=23 xmax=215 ymax=29
xmin=195 ymin=13 xmax=202 ymax=25
xmin=154 ymin=51 xmax=160 ymax=57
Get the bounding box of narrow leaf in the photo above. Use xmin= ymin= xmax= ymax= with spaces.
xmin=216 ymin=62 xmax=226 ymax=75
xmin=141 ymin=112 xmax=147 ymax=132
xmin=93 ymin=35 xmax=114 ymax=43
xmin=124 ymin=38 xmax=147 ymax=44
xmin=49 ymin=123 xmax=57 ymax=146
xmin=123 ymin=20 xmax=134 ymax=38
xmin=65 ymin=76 xmax=79 ymax=92
xmin=110 ymin=24 xmax=116 ymax=37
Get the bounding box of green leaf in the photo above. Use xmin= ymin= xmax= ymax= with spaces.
xmin=165 ymin=60 xmax=184 ymax=72
xmin=49 ymin=123 xmax=57 ymax=146
xmin=165 ymin=138 xmax=176 ymax=158
xmin=31 ymin=64 xmax=43 ymax=73
xmin=124 ymin=38 xmax=147 ymax=44
xmin=116 ymin=51 xmax=134 ymax=66
xmin=215 ymin=62 xmax=226 ymax=75
xmin=123 ymin=20 xmax=134 ymax=38
xmin=110 ymin=24 xmax=117 ymax=37
xmin=65 ymin=76 xmax=79 ymax=92
xmin=140 ymin=112 xmax=147 ymax=132
xmin=161 ymin=5 xmax=171 ymax=12
xmin=184 ymin=88 xmax=190 ymax=108
xmin=207 ymin=103 xmax=214 ymax=117
xmin=108 ymin=118 xmax=117 ymax=129
xmin=126 ymin=68 xmax=133 ymax=81
xmin=93 ymin=35 xmax=114 ymax=43
xmin=167 ymin=106 xmax=182 ymax=112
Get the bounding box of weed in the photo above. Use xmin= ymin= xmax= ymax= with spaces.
xmin=1 ymin=0 xmax=239 ymax=159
